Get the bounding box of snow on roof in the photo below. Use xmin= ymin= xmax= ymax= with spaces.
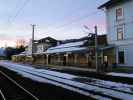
xmin=50 ymin=41 xmax=85 ymax=49
xmin=45 ymin=41 xmax=87 ymax=54
xmin=45 ymin=47 xmax=87 ymax=54
xmin=17 ymin=51 xmax=26 ymax=56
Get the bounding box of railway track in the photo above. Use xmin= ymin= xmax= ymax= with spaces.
xmin=1 ymin=61 xmax=133 ymax=100
xmin=0 ymin=71 xmax=39 ymax=100
xmin=0 ymin=90 xmax=6 ymax=100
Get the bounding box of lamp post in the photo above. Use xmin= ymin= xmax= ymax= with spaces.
xmin=94 ymin=26 xmax=98 ymax=72
xmin=83 ymin=25 xmax=98 ymax=72
xmin=31 ymin=24 xmax=36 ymax=63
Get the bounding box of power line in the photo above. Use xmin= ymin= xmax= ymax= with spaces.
xmin=55 ymin=11 xmax=98 ymax=30
xmin=17 ymin=10 xmax=102 ymax=40
xmin=6 ymin=1 xmax=100 ymax=39
xmin=7 ymin=0 xmax=20 ymax=23
xmin=8 ymin=0 xmax=31 ymax=25
xmin=41 ymin=0 xmax=103 ymax=34
xmin=38 ymin=10 xmax=100 ymax=35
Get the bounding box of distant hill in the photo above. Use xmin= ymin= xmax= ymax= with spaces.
xmin=0 ymin=48 xmax=5 ymax=56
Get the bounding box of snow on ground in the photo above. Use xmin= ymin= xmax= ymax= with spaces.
xmin=108 ymin=72 xmax=133 ymax=78
xmin=5 ymin=66 xmax=107 ymax=100
xmin=0 ymin=61 xmax=76 ymax=79
xmin=37 ymin=69 xmax=76 ymax=79
xmin=0 ymin=61 xmax=133 ymax=100
xmin=82 ymin=77 xmax=133 ymax=93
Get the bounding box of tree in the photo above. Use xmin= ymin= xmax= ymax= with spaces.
xmin=4 ymin=47 xmax=16 ymax=60
xmin=16 ymin=45 xmax=25 ymax=53
xmin=16 ymin=39 xmax=26 ymax=48
xmin=4 ymin=46 xmax=25 ymax=60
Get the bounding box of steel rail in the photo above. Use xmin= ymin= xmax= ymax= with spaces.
xmin=37 ymin=70 xmax=133 ymax=95
xmin=0 ymin=89 xmax=6 ymax=100
xmin=7 ymin=65 xmax=133 ymax=94
xmin=1 ymin=62 xmax=133 ymax=100
xmin=3 ymin=66 xmax=130 ymax=100
xmin=0 ymin=71 xmax=39 ymax=100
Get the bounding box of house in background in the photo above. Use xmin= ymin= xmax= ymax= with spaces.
xmin=99 ymin=0 xmax=133 ymax=67
xmin=33 ymin=37 xmax=58 ymax=65
xmin=25 ymin=37 xmax=58 ymax=55
xmin=43 ymin=34 xmax=109 ymax=69
xmin=15 ymin=37 xmax=58 ymax=64
xmin=25 ymin=39 xmax=38 ymax=55
xmin=45 ymin=37 xmax=90 ymax=67
xmin=36 ymin=37 xmax=58 ymax=54
xmin=12 ymin=35 xmax=110 ymax=71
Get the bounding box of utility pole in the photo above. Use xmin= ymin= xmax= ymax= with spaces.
xmin=31 ymin=24 xmax=36 ymax=57
xmin=83 ymin=25 xmax=98 ymax=72
xmin=94 ymin=26 xmax=98 ymax=72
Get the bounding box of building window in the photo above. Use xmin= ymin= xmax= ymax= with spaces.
xmin=116 ymin=8 xmax=123 ymax=20
xmin=104 ymin=56 xmax=108 ymax=62
xmin=118 ymin=51 xmax=125 ymax=64
xmin=46 ymin=39 xmax=50 ymax=42
xmin=117 ymin=24 xmax=124 ymax=40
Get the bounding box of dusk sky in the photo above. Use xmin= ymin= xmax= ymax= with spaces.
xmin=0 ymin=0 xmax=108 ymax=47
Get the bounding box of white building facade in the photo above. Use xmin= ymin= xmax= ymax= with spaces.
xmin=99 ymin=0 xmax=133 ymax=67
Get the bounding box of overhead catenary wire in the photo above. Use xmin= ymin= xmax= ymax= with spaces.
xmin=37 ymin=10 xmax=100 ymax=36
xmin=7 ymin=0 xmax=20 ymax=23
xmin=4 ymin=0 xmax=31 ymax=44
xmin=5 ymin=0 xmax=103 ymax=40
xmin=40 ymin=0 xmax=105 ymax=34
xmin=6 ymin=0 xmax=101 ymax=34
xmin=7 ymin=0 xmax=31 ymax=26
xmin=23 ymin=10 xmax=101 ymax=38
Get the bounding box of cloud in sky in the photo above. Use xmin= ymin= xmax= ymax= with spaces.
xmin=0 ymin=40 xmax=16 ymax=47
xmin=0 ymin=0 xmax=108 ymax=47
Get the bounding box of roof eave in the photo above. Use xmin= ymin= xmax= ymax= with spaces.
xmin=98 ymin=0 xmax=129 ymax=9
xmin=98 ymin=4 xmax=106 ymax=9
xmin=98 ymin=0 xmax=112 ymax=9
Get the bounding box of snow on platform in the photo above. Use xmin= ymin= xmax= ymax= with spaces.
xmin=0 ymin=61 xmax=133 ymax=100
xmin=0 ymin=61 xmax=76 ymax=79
xmin=82 ymin=77 xmax=133 ymax=93
xmin=108 ymin=72 xmax=133 ymax=78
